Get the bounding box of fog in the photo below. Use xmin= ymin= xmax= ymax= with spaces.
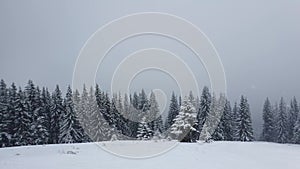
xmin=1 ymin=0 xmax=300 ymax=137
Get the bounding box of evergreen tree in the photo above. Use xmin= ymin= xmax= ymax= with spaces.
xmin=14 ymin=88 xmax=31 ymax=146
xmin=236 ymin=96 xmax=254 ymax=142
xmin=221 ymin=100 xmax=234 ymax=141
xmin=149 ymin=91 xmax=164 ymax=133
xmin=276 ymin=97 xmax=288 ymax=143
xmin=212 ymin=116 xmax=225 ymax=141
xmin=73 ymin=88 xmax=88 ymax=142
xmin=132 ymin=92 xmax=139 ymax=109
xmin=261 ymin=98 xmax=276 ymax=142
xmin=178 ymin=95 xmax=182 ymax=107
xmin=50 ymin=85 xmax=64 ymax=144
xmin=198 ymin=86 xmax=212 ymax=136
xmin=232 ymin=102 xmax=239 ymax=141
xmin=188 ymin=91 xmax=196 ymax=107
xmin=78 ymin=85 xmax=92 ymax=141
xmin=95 ymin=86 xmax=125 ymax=140
xmin=138 ymin=89 xmax=149 ymax=111
xmin=293 ymin=117 xmax=300 ymax=144
xmin=90 ymin=87 xmax=111 ymax=141
xmin=195 ymin=96 xmax=200 ymax=112
xmin=126 ymin=94 xmax=140 ymax=138
xmin=137 ymin=116 xmax=153 ymax=140
xmin=24 ymin=80 xmax=41 ymax=145
xmin=111 ymin=95 xmax=131 ymax=138
xmin=0 ymin=79 xmax=9 ymax=147
xmin=116 ymin=92 xmax=123 ymax=114
xmin=59 ymin=86 xmax=83 ymax=143
xmin=165 ymin=92 xmax=179 ymax=129
xmin=170 ymin=97 xmax=197 ymax=141
xmin=204 ymin=94 xmax=226 ymax=141
xmin=101 ymin=92 xmax=113 ymax=126
xmin=186 ymin=91 xmax=198 ymax=142
xmin=2 ymin=83 xmax=18 ymax=146
xmin=287 ymin=97 xmax=299 ymax=142
xmin=123 ymin=93 xmax=130 ymax=119
xmin=40 ymin=88 xmax=52 ymax=144
xmin=32 ymin=87 xmax=49 ymax=145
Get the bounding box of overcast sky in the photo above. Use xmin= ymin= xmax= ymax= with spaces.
xmin=1 ymin=0 xmax=300 ymax=136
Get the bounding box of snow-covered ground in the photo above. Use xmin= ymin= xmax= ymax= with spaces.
xmin=0 ymin=141 xmax=299 ymax=169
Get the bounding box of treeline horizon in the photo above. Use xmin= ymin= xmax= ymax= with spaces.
xmin=0 ymin=79 xmax=299 ymax=148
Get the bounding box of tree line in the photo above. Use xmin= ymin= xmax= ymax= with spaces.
xmin=261 ymin=97 xmax=300 ymax=144
xmin=0 ymin=79 xmax=298 ymax=148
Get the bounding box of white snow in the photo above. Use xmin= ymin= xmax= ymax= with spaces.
xmin=0 ymin=141 xmax=299 ymax=169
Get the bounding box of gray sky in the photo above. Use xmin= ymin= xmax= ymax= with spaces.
xmin=1 ymin=0 xmax=300 ymax=136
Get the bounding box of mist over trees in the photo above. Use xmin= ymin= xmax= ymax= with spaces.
xmin=0 ymin=79 xmax=299 ymax=148
xmin=260 ymin=97 xmax=300 ymax=144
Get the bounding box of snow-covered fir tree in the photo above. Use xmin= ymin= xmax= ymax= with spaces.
xmin=165 ymin=92 xmax=179 ymax=130
xmin=195 ymin=96 xmax=200 ymax=112
xmin=24 ymin=80 xmax=43 ymax=145
xmin=0 ymin=79 xmax=9 ymax=147
xmin=213 ymin=99 xmax=233 ymax=141
xmin=197 ymin=86 xmax=212 ymax=138
xmin=116 ymin=92 xmax=123 ymax=115
xmin=212 ymin=111 xmax=225 ymax=141
xmin=5 ymin=83 xmax=19 ymax=146
xmin=137 ymin=116 xmax=153 ymax=140
xmin=187 ymin=91 xmax=198 ymax=142
xmin=59 ymin=86 xmax=83 ymax=143
xmin=170 ymin=97 xmax=197 ymax=141
xmin=293 ymin=117 xmax=300 ymax=144
xmin=149 ymin=91 xmax=164 ymax=133
xmin=86 ymin=87 xmax=99 ymax=140
xmin=100 ymin=92 xmax=113 ymax=126
xmin=123 ymin=93 xmax=130 ymax=119
xmin=287 ymin=97 xmax=299 ymax=142
xmin=178 ymin=95 xmax=182 ymax=107
xmin=127 ymin=95 xmax=140 ymax=138
xmin=14 ymin=87 xmax=31 ymax=146
xmin=77 ymin=85 xmax=92 ymax=141
xmin=111 ymin=95 xmax=131 ymax=138
xmin=40 ymin=88 xmax=52 ymax=144
xmin=32 ymin=87 xmax=49 ymax=145
xmin=203 ymin=94 xmax=225 ymax=141
xmin=261 ymin=98 xmax=276 ymax=142
xmin=138 ymin=89 xmax=149 ymax=111
xmin=199 ymin=92 xmax=219 ymax=142
xmin=231 ymin=102 xmax=240 ymax=141
xmin=188 ymin=91 xmax=196 ymax=107
xmin=132 ymin=92 xmax=139 ymax=109
xmin=123 ymin=93 xmax=137 ymax=137
xmin=223 ymin=100 xmax=234 ymax=141
xmin=50 ymin=85 xmax=64 ymax=144
xmin=73 ymin=88 xmax=89 ymax=142
xmin=276 ymin=97 xmax=289 ymax=143
xmin=236 ymin=96 xmax=254 ymax=142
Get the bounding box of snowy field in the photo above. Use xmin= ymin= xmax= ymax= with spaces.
xmin=0 ymin=141 xmax=299 ymax=169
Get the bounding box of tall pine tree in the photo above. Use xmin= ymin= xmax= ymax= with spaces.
xmin=276 ymin=97 xmax=288 ymax=143
xmin=50 ymin=85 xmax=64 ymax=144
xmin=165 ymin=92 xmax=179 ymax=130
xmin=198 ymin=86 xmax=212 ymax=138
xmin=261 ymin=98 xmax=276 ymax=142
xmin=59 ymin=86 xmax=83 ymax=143
xmin=287 ymin=97 xmax=299 ymax=142
xmin=236 ymin=96 xmax=254 ymax=142
xmin=170 ymin=97 xmax=197 ymax=142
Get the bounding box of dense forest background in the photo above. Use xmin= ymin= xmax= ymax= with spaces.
xmin=0 ymin=79 xmax=299 ymax=148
